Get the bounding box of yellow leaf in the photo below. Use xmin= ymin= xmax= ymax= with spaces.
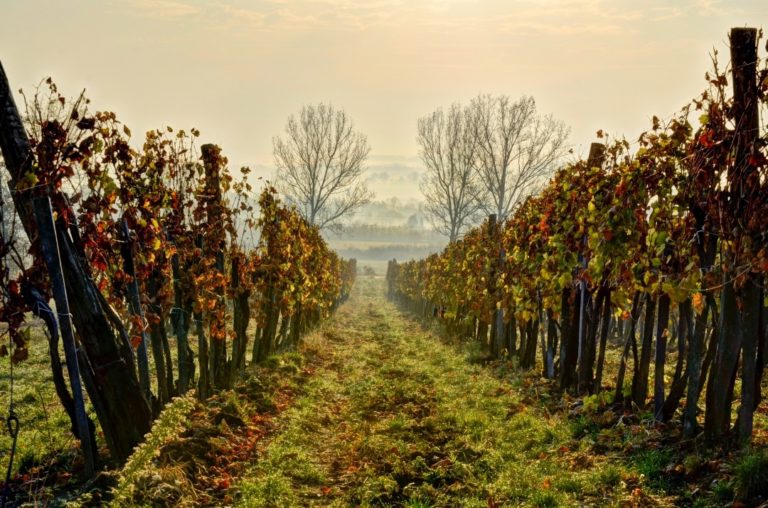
xmin=692 ymin=293 xmax=704 ymax=315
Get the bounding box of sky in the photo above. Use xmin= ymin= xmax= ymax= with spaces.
xmin=0 ymin=0 xmax=765 ymax=202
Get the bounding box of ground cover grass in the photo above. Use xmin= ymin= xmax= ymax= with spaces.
xmin=4 ymin=275 xmax=768 ymax=507
xmin=106 ymin=354 xmax=311 ymax=507
xmin=235 ymin=277 xmax=675 ymax=507
xmin=0 ymin=320 xmax=99 ymax=505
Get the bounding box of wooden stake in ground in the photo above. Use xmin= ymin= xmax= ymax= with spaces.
xmin=32 ymin=196 xmax=96 ymax=477
xmin=704 ymin=26 xmax=760 ymax=444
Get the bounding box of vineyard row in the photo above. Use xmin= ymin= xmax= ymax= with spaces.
xmin=387 ymin=27 xmax=768 ymax=447
xmin=0 ymin=64 xmax=355 ymax=470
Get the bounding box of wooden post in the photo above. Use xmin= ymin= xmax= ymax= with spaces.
xmin=230 ymin=254 xmax=251 ymax=385
xmin=614 ymin=292 xmax=641 ymax=403
xmin=201 ymin=144 xmax=228 ymax=389
xmin=683 ymin=296 xmax=711 ymax=436
xmin=195 ymin=234 xmax=210 ymax=399
xmin=119 ymin=218 xmax=152 ymax=403
xmin=290 ymin=301 xmax=302 ymax=347
xmin=704 ymin=27 xmax=760 ymax=444
xmin=545 ymin=309 xmax=557 ymax=378
xmin=633 ymin=293 xmax=656 ymax=407
xmin=558 ymin=287 xmax=574 ymax=390
xmin=487 ymin=214 xmax=500 ymax=357
xmin=146 ymin=272 xmax=171 ymax=408
xmin=171 ymin=251 xmax=194 ymax=394
xmin=32 ymin=197 xmax=95 ymax=476
xmin=731 ymin=27 xmax=760 ymax=444
xmin=575 ymin=142 xmax=604 ymax=393
xmin=493 ymin=217 xmax=506 ymax=359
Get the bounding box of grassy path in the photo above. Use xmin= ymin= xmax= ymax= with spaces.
xmin=236 ymin=277 xmax=632 ymax=507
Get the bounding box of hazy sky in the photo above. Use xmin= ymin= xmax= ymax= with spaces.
xmin=0 ymin=0 xmax=765 ymax=201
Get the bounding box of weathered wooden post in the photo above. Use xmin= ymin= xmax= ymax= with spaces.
xmin=119 ymin=218 xmax=152 ymax=403
xmin=32 ymin=196 xmax=95 ymax=476
xmin=704 ymin=27 xmax=760 ymax=444
xmin=171 ymin=248 xmax=194 ymax=395
xmin=477 ymin=215 xmax=495 ymax=349
xmin=576 ymin=142 xmax=604 ymax=393
xmin=490 ymin=214 xmax=506 ymax=359
xmin=201 ymin=144 xmax=228 ymax=390
xmin=702 ymin=27 xmax=761 ymax=444
xmin=731 ymin=26 xmax=762 ymax=446
xmin=230 ymin=254 xmax=251 ymax=385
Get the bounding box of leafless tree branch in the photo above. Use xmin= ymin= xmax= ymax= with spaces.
xmin=468 ymin=94 xmax=570 ymax=220
xmin=417 ymin=103 xmax=482 ymax=242
xmin=273 ymin=103 xmax=372 ymax=231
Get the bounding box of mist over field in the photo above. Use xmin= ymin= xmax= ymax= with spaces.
xmin=244 ymin=155 xmax=445 ymax=271
xmin=326 ymin=199 xmax=448 ymax=274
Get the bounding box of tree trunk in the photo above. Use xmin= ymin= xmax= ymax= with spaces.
xmin=160 ymin=321 xmax=175 ymax=398
xmin=256 ymin=289 xmax=279 ymax=362
xmin=290 ymin=301 xmax=302 ymax=349
xmin=210 ymin=249 xmax=228 ymax=390
xmin=520 ymin=319 xmax=538 ymax=369
xmin=661 ymin=300 xmax=692 ymax=422
xmin=171 ymin=252 xmax=194 ymax=394
xmin=730 ymin=27 xmax=761 ymax=446
xmin=147 ymin=273 xmax=170 ymax=410
xmin=559 ymin=288 xmax=578 ymax=391
xmin=705 ymin=280 xmax=740 ymax=442
xmin=593 ymin=288 xmax=612 ymax=393
xmin=119 ymin=218 xmax=151 ymax=403
xmin=632 ymin=293 xmax=656 ymax=408
xmin=752 ymin=285 xmax=766 ymax=412
xmin=196 ymin=306 xmax=209 ymax=399
xmin=738 ymin=280 xmax=761 ymax=444
xmin=697 ymin=308 xmax=719 ymax=403
xmin=230 ymin=256 xmax=251 ymax=385
xmin=200 ymin=145 xmax=228 ymax=390
xmin=492 ymin=306 xmax=505 ymax=359
xmin=614 ymin=292 xmax=641 ymax=403
xmin=578 ymin=288 xmax=601 ymax=394
xmin=653 ymin=293 xmax=671 ymax=421
xmin=277 ymin=312 xmax=290 ymax=351
xmin=544 ymin=310 xmax=557 ymax=378
xmin=507 ymin=313 xmax=517 ymax=358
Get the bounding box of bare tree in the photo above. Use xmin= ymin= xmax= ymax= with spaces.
xmin=273 ymin=103 xmax=372 ymax=231
xmin=417 ymin=103 xmax=482 ymax=242
xmin=468 ymin=94 xmax=569 ymax=219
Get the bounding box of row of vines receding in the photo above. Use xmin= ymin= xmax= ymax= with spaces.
xmin=0 ymin=68 xmax=355 ymax=467
xmin=387 ymin=27 xmax=768 ymax=447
